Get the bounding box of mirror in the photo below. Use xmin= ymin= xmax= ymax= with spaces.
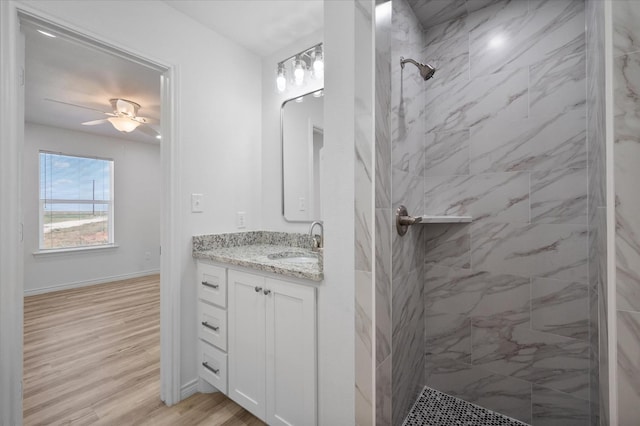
xmin=281 ymin=90 xmax=324 ymax=222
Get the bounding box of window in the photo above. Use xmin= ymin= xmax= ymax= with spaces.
xmin=39 ymin=151 xmax=114 ymax=250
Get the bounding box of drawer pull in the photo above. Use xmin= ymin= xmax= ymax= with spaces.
xmin=202 ymin=281 xmax=219 ymax=289
xmin=202 ymin=361 xmax=219 ymax=375
xmin=255 ymin=286 xmax=263 ymax=292
xmin=201 ymin=321 xmax=219 ymax=332
xmin=263 ymin=289 xmax=271 ymax=295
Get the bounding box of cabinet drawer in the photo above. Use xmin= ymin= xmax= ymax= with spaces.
xmin=198 ymin=262 xmax=227 ymax=308
xmin=199 ymin=340 xmax=228 ymax=394
xmin=198 ymin=302 xmax=227 ymax=351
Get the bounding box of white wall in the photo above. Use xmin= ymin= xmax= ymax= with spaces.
xmin=317 ymin=1 xmax=357 ymax=424
xmin=22 ymin=123 xmax=161 ymax=294
xmin=16 ymin=0 xmax=263 ymax=389
xmin=261 ymin=30 xmax=323 ymax=232
xmin=14 ymin=5 xmax=360 ymax=425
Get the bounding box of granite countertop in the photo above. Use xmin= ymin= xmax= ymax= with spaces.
xmin=192 ymin=231 xmax=323 ymax=282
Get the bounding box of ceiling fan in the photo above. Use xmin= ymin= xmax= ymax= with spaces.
xmin=45 ymin=98 xmax=160 ymax=138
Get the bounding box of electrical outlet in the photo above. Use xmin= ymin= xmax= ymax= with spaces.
xmin=237 ymin=211 xmax=246 ymax=229
xmin=144 ymin=251 xmax=151 ymax=261
xmin=299 ymin=197 xmax=306 ymax=211
xmin=191 ymin=193 xmax=203 ymax=213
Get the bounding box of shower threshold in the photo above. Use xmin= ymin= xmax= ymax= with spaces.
xmin=403 ymin=386 xmax=529 ymax=426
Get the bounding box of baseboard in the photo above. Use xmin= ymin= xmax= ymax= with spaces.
xmin=24 ymin=269 xmax=160 ymax=296
xmin=181 ymin=378 xmax=199 ymax=400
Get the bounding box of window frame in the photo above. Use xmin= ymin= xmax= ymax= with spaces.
xmin=38 ymin=150 xmax=115 ymax=251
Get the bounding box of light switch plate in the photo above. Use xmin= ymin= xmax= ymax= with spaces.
xmin=191 ymin=193 xmax=203 ymax=213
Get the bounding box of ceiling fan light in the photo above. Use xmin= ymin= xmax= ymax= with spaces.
xmin=108 ymin=117 xmax=141 ymax=133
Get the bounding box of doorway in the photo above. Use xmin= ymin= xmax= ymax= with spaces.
xmin=21 ymin=14 xmax=165 ymax=423
xmin=0 ymin=5 xmax=181 ymax=422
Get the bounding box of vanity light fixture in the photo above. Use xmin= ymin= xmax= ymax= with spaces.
xmin=275 ymin=42 xmax=323 ymax=92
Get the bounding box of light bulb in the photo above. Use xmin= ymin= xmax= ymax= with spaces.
xmin=294 ymin=58 xmax=305 ymax=86
xmin=276 ymin=74 xmax=286 ymax=92
xmin=313 ymin=46 xmax=324 ymax=80
xmin=313 ymin=60 xmax=324 ymax=80
xmin=276 ymin=63 xmax=287 ymax=92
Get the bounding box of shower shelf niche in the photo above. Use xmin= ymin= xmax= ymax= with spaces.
xmin=396 ymin=205 xmax=472 ymax=236
xmin=418 ymin=215 xmax=472 ymax=224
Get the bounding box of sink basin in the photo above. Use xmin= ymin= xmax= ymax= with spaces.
xmin=267 ymin=251 xmax=318 ymax=264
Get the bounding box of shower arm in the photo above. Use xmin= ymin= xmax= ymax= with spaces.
xmin=400 ymin=57 xmax=422 ymax=69
xmin=400 ymin=56 xmax=436 ymax=81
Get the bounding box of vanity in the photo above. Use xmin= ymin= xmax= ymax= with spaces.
xmin=192 ymin=231 xmax=322 ymax=425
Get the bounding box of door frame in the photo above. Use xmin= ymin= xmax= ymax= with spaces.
xmin=0 ymin=2 xmax=182 ymax=422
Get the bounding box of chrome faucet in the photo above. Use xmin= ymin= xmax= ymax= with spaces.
xmin=309 ymin=221 xmax=324 ymax=250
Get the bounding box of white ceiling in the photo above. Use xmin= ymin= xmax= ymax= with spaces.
xmin=165 ymin=0 xmax=324 ymax=56
xmin=24 ymin=22 xmax=162 ymax=144
xmin=23 ymin=1 xmax=323 ymax=143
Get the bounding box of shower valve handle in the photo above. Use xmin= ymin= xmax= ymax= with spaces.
xmin=396 ymin=205 xmax=422 ymax=236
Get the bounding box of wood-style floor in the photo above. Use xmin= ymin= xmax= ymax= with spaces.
xmin=23 ymin=274 xmax=265 ymax=426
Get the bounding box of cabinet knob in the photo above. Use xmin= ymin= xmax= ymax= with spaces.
xmin=255 ymin=286 xmax=263 ymax=292
xmin=263 ymin=289 xmax=271 ymax=295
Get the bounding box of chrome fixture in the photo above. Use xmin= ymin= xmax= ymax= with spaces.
xmin=400 ymin=56 xmax=436 ymax=81
xmin=396 ymin=205 xmax=423 ymax=236
xmin=276 ymin=42 xmax=324 ymax=93
xmin=309 ymin=221 xmax=324 ymax=250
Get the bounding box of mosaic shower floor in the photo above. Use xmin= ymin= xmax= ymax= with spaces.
xmin=403 ymin=387 xmax=529 ymax=426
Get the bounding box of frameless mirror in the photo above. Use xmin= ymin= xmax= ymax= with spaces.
xmin=281 ymin=90 xmax=324 ymax=222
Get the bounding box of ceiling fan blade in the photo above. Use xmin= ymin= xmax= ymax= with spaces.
xmin=136 ymin=124 xmax=160 ymax=138
xmin=135 ymin=116 xmax=159 ymax=124
xmin=82 ymin=119 xmax=109 ymax=126
xmin=44 ymin=98 xmax=111 ymax=114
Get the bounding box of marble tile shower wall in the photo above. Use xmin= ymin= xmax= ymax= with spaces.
xmin=390 ymin=0 xmax=427 ymax=424
xmin=586 ymin=0 xmax=606 ymax=424
xmin=354 ymin=0 xmax=376 ymax=424
xmin=612 ymin=1 xmax=640 ymax=425
xmin=375 ymin=0 xmax=394 ymax=424
xmin=414 ymin=0 xmax=590 ymax=424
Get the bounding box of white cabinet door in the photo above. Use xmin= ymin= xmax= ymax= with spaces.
xmin=265 ymin=278 xmax=317 ymax=426
xmin=227 ymin=270 xmax=267 ymax=420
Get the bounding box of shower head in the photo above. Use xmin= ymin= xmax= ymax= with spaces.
xmin=400 ymin=57 xmax=436 ymax=81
